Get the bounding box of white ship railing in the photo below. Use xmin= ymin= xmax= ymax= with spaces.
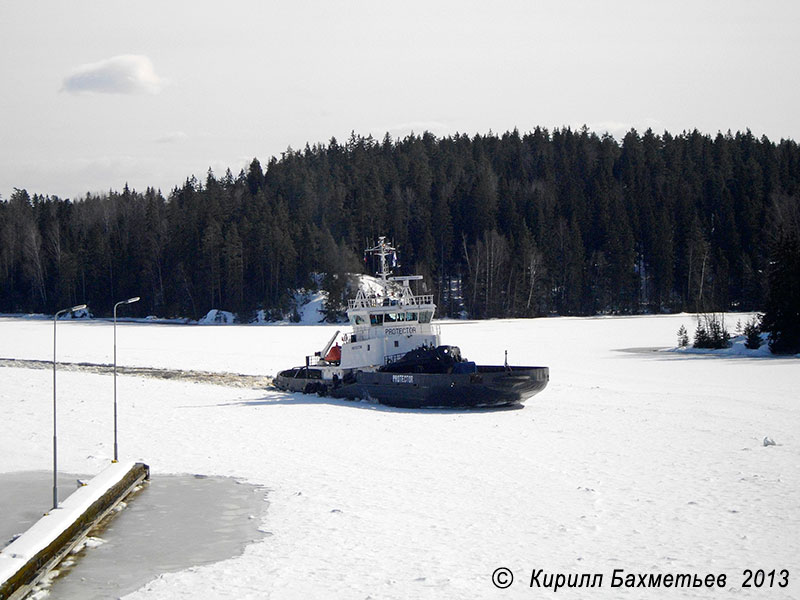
xmin=348 ymin=294 xmax=434 ymax=309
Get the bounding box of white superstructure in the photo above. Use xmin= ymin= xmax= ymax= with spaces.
xmin=313 ymin=237 xmax=440 ymax=376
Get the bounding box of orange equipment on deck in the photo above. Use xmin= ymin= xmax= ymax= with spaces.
xmin=325 ymin=343 xmax=341 ymax=363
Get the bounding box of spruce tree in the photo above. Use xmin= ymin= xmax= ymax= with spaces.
xmin=761 ymin=202 xmax=800 ymax=353
xmin=677 ymin=325 xmax=689 ymax=347
xmin=744 ymin=316 xmax=762 ymax=350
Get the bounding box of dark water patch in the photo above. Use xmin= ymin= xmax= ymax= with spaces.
xmin=0 ymin=471 xmax=268 ymax=599
xmin=0 ymin=471 xmax=86 ymax=548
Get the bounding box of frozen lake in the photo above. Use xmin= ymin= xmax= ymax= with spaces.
xmin=1 ymin=314 xmax=798 ymax=599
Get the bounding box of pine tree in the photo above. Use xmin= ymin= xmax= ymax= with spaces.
xmin=693 ymin=313 xmax=730 ymax=349
xmin=2 ymin=128 xmax=799 ymax=322
xmin=761 ymin=198 xmax=800 ymax=353
xmin=744 ymin=316 xmax=762 ymax=349
xmin=677 ymin=325 xmax=689 ymax=347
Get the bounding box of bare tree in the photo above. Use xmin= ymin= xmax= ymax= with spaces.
xmin=22 ymin=222 xmax=46 ymax=306
xmin=526 ymin=246 xmax=545 ymax=313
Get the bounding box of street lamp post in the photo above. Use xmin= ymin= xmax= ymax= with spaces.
xmin=53 ymin=303 xmax=87 ymax=510
xmin=113 ymin=296 xmax=140 ymax=462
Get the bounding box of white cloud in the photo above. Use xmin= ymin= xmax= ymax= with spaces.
xmin=62 ymin=55 xmax=165 ymax=95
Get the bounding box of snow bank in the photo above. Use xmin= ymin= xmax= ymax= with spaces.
xmin=198 ymin=310 xmax=236 ymax=325
xmin=355 ymin=273 xmax=387 ymax=296
xmin=668 ymin=333 xmax=775 ymax=357
xmin=294 ymin=290 xmax=327 ymax=324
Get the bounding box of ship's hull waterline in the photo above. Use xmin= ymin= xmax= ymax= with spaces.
xmin=274 ymin=365 xmax=549 ymax=409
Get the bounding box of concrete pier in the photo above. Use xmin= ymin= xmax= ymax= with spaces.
xmin=0 ymin=461 xmax=149 ymax=600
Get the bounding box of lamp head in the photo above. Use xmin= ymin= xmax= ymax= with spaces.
xmin=125 ymin=297 xmax=140 ymax=304
xmin=70 ymin=304 xmax=87 ymax=312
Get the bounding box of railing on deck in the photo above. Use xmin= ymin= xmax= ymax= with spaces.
xmin=348 ymin=294 xmax=434 ymax=309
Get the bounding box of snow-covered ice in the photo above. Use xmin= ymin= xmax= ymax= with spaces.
xmin=0 ymin=314 xmax=798 ymax=598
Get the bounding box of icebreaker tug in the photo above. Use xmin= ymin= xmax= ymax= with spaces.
xmin=274 ymin=237 xmax=549 ymax=408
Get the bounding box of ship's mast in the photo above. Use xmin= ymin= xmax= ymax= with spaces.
xmin=365 ymin=236 xmax=396 ymax=296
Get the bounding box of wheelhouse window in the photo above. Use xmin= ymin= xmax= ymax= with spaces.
xmin=419 ymin=311 xmax=432 ymax=324
xmin=352 ymin=314 xmax=366 ymax=325
xmin=369 ymin=313 xmax=384 ymax=326
xmin=405 ymin=312 xmax=417 ymax=322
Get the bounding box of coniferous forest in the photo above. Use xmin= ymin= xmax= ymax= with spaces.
xmin=1 ymin=127 xmax=799 ymax=341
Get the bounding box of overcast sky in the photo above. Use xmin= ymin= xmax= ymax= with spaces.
xmin=1 ymin=1 xmax=798 ymax=200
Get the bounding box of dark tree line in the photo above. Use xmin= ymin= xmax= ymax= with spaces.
xmin=761 ymin=196 xmax=800 ymax=352
xmin=1 ymin=128 xmax=799 ymax=331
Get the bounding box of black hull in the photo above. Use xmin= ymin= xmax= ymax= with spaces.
xmin=275 ymin=366 xmax=549 ymax=409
